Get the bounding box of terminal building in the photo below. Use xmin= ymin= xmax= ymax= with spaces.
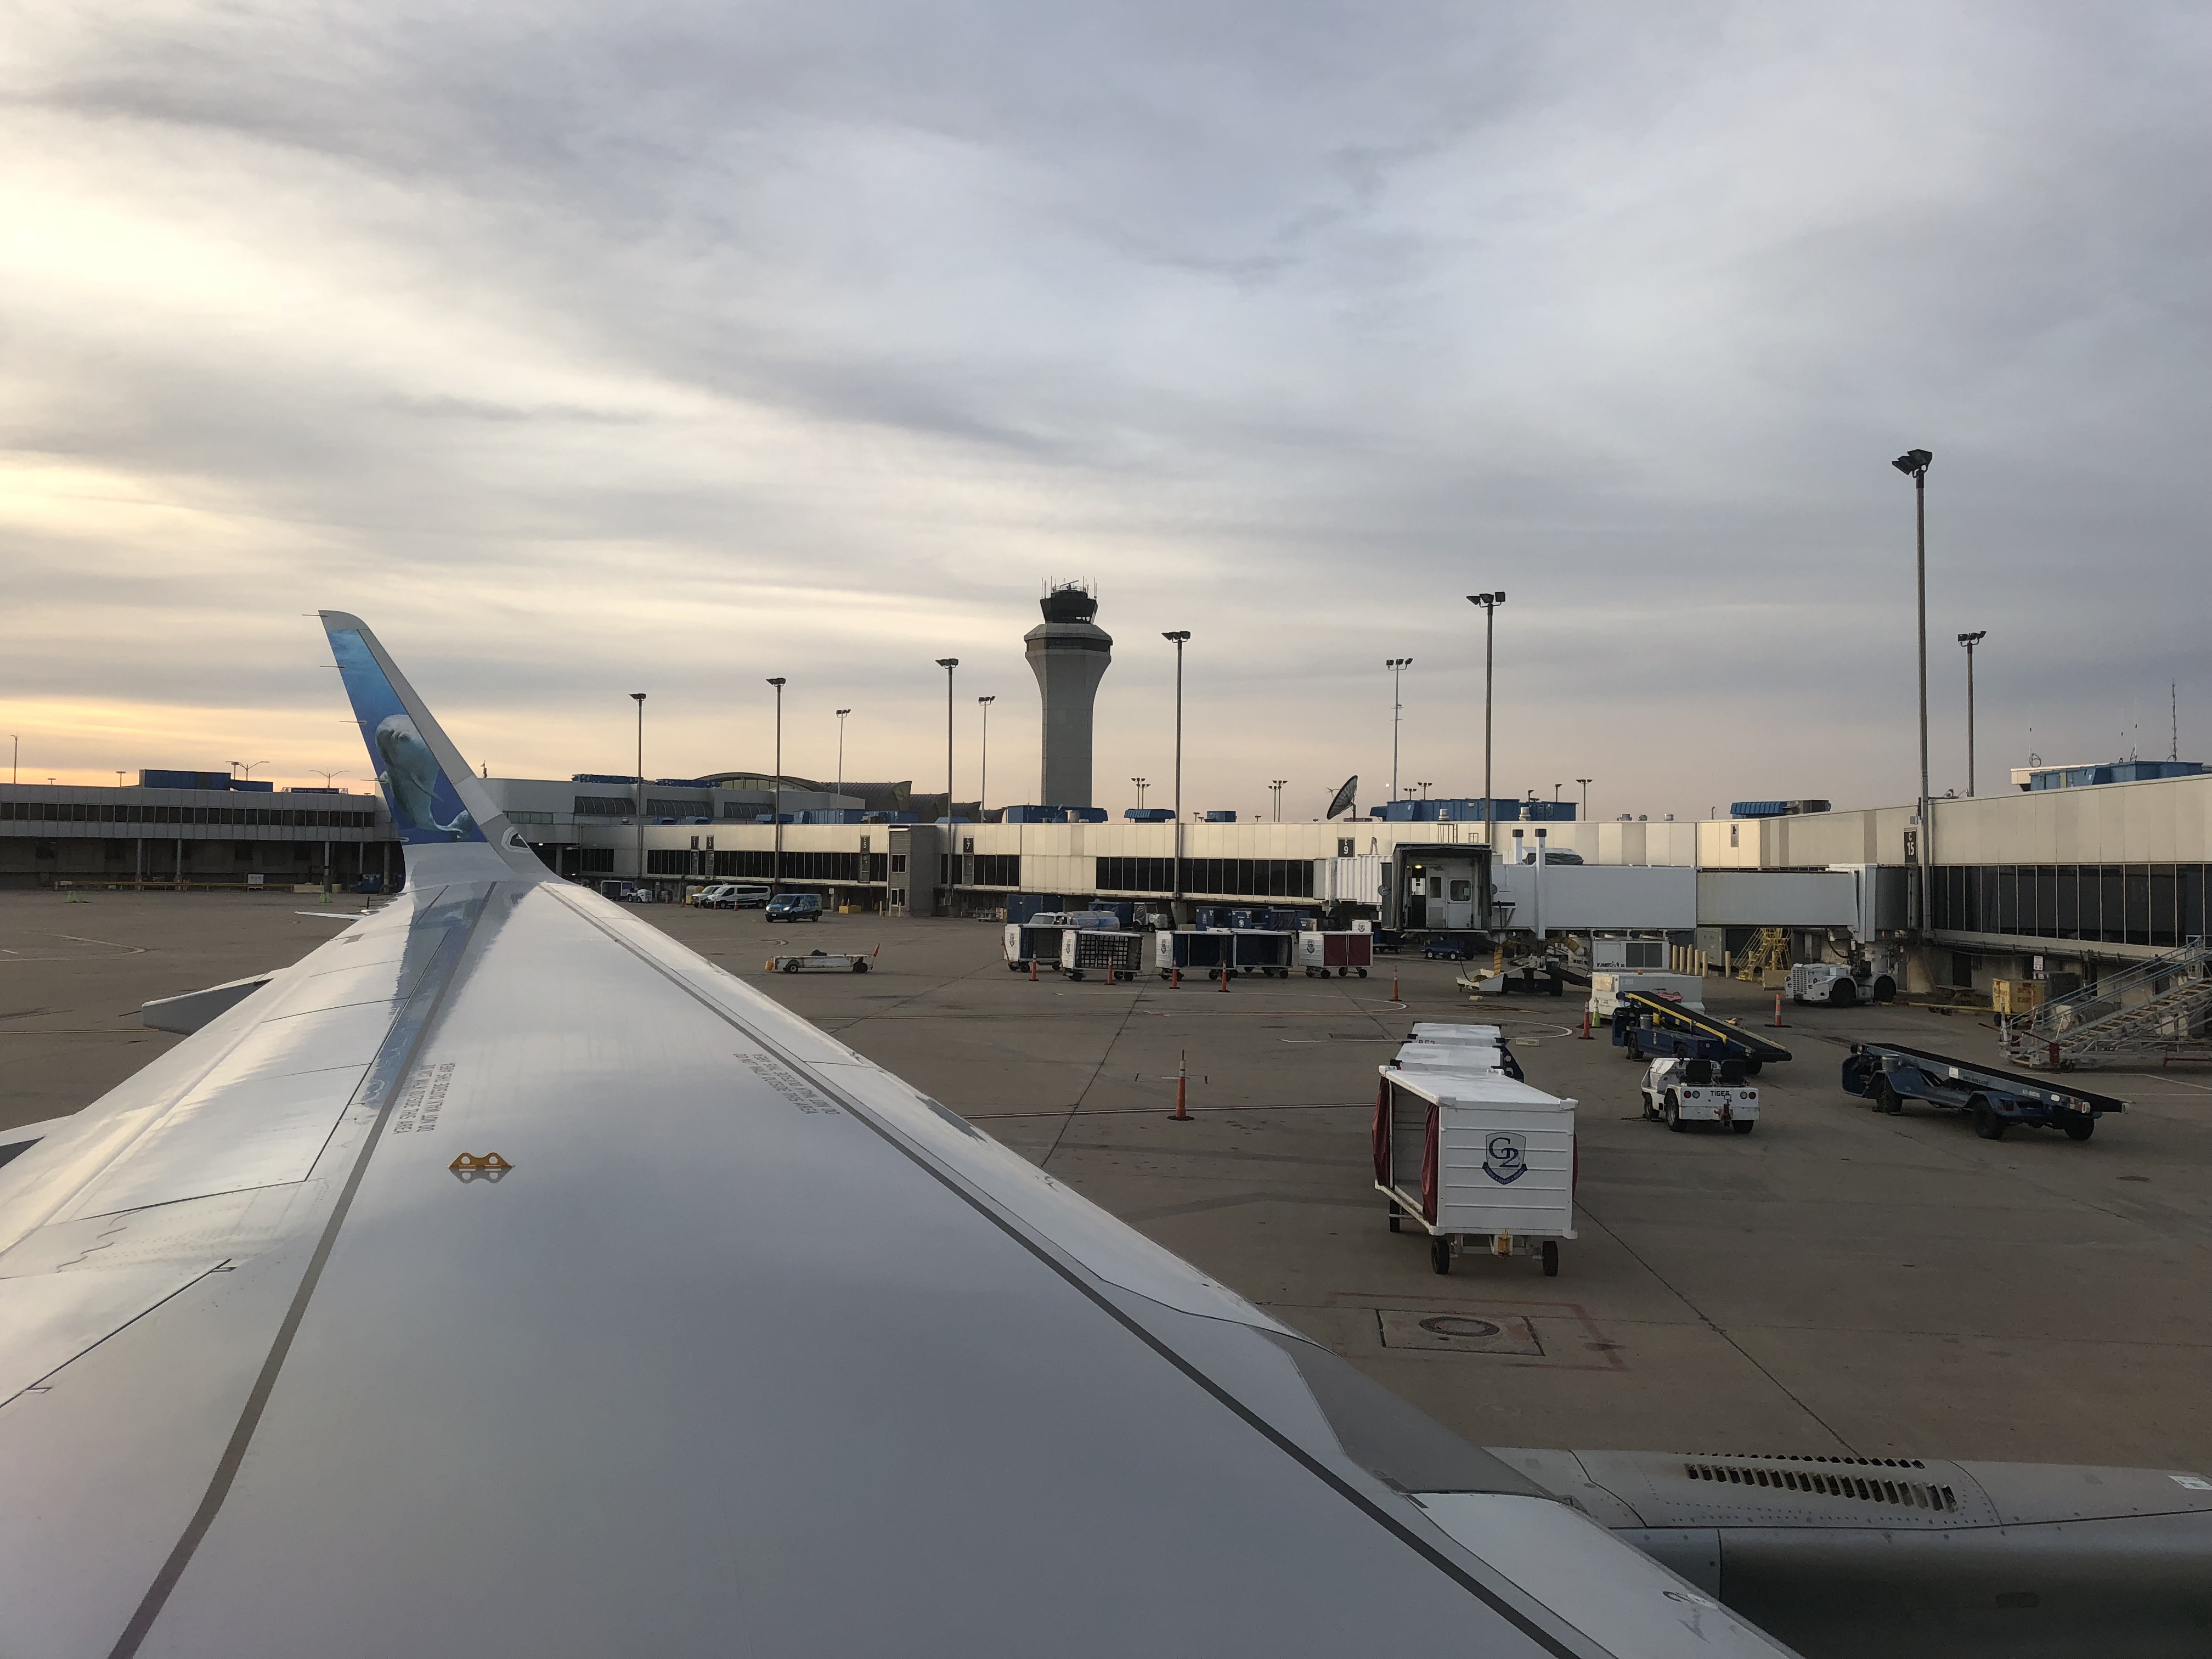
xmin=10 ymin=748 xmax=2207 ymax=1001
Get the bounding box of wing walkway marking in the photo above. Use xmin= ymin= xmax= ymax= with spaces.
xmin=560 ymin=887 xmax=1581 ymax=1657
xmin=108 ymin=885 xmax=487 ymax=1659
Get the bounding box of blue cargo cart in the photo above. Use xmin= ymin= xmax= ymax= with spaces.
xmin=1841 ymin=1042 xmax=2124 ymax=1141
xmin=1610 ymin=988 xmax=1792 ymax=1073
xmin=1229 ymin=929 xmax=1294 ymax=978
xmin=1153 ymin=929 xmax=1236 ymax=979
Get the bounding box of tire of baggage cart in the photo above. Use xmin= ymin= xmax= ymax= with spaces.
xmin=1066 ymin=969 xmax=1083 ymax=981
xmin=1875 ymin=1080 xmax=1902 ymax=1114
xmin=1430 ymin=1236 xmax=1452 ymax=1275
xmin=1664 ymin=1091 xmax=1685 ymax=1132
xmin=1971 ymin=1096 xmax=2007 ymax=1139
xmin=1625 ymin=1035 xmax=1643 ymax=1062
xmin=1542 ymin=1240 xmax=1559 ymax=1277
xmin=2063 ymin=1115 xmax=2096 ymax=1142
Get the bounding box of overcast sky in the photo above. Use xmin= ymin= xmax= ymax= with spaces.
xmin=5 ymin=3 xmax=2208 ymax=820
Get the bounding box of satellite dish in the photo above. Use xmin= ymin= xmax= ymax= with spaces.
xmin=1325 ymin=776 xmax=1358 ymax=820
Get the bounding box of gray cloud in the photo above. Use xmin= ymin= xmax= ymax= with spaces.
xmin=3 ymin=2 xmax=2208 ymax=812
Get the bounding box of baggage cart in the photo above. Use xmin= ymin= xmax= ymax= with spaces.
xmin=1297 ymin=930 xmax=1372 ymax=978
xmin=1841 ymin=1041 xmax=2123 ymax=1141
xmin=1372 ymin=1065 xmax=1577 ymax=1276
xmin=1229 ymin=929 xmax=1294 ymax=978
xmin=1062 ymin=929 xmax=1144 ymax=981
xmin=1401 ymin=1022 xmax=1523 ymax=1081
xmin=1153 ymin=929 xmax=1235 ymax=979
xmin=1003 ymin=912 xmax=1115 ymax=972
xmin=766 ymin=949 xmax=872 ymax=974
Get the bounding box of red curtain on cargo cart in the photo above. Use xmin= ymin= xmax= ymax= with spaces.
xmin=1420 ymin=1104 xmax=1440 ymax=1224
xmin=1372 ymin=1077 xmax=1391 ymax=1186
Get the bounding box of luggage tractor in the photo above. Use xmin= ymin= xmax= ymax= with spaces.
xmin=1787 ymin=960 xmax=1897 ymax=1007
xmin=1639 ymin=1056 xmax=1758 ymax=1133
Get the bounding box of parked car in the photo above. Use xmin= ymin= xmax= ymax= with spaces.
xmin=689 ymin=884 xmax=737 ymax=908
xmin=725 ymin=885 xmax=772 ymax=909
xmin=766 ymin=892 xmax=823 ymax=923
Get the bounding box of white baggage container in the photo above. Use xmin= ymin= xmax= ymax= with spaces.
xmin=1402 ymin=1022 xmax=1523 ymax=1081
xmin=1373 ymin=1066 xmax=1576 ymax=1277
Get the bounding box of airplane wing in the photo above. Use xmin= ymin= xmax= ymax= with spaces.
xmin=0 ymin=615 xmax=1795 ymax=1658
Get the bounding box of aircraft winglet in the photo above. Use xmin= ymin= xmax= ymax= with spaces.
xmin=320 ymin=613 xmax=546 ymax=885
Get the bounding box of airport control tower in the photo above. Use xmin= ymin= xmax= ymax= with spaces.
xmin=1024 ymin=581 xmax=1113 ymax=808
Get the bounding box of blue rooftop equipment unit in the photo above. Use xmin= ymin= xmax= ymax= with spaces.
xmin=1003 ymin=805 xmax=1069 ymax=824
xmin=1068 ymin=806 xmax=1108 ymax=823
xmin=1204 ymin=810 xmax=1237 ymax=823
xmin=1125 ymin=808 xmax=1175 ymax=822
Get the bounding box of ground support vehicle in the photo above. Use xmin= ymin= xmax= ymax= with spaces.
xmin=766 ymin=893 xmax=823 ymax=923
xmin=1587 ymin=972 xmax=1705 ymax=1019
xmin=1788 ymin=961 xmax=1898 ymax=1007
xmin=1003 ymin=912 xmax=1115 ymax=972
xmin=766 ymin=949 xmax=872 ymax=974
xmin=1151 ymin=929 xmax=1235 ymax=980
xmin=1062 ymin=929 xmax=1144 ymax=981
xmin=687 ymin=884 xmax=734 ymax=908
xmin=1229 ymin=929 xmax=1294 ymax=978
xmin=1841 ymin=1042 xmax=2123 ymax=1141
xmin=1639 ymin=1057 xmax=1758 ymax=1133
xmin=1296 ymin=930 xmax=1372 ymax=978
xmin=1467 ymin=962 xmax=1566 ymax=997
xmin=1610 ymin=989 xmax=1791 ymax=1073
xmin=1372 ymin=1065 xmax=1577 ymax=1277
xmin=1421 ymin=934 xmax=1477 ymax=962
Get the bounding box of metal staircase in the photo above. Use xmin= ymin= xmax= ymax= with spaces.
xmin=2004 ymin=939 xmax=2212 ymax=1068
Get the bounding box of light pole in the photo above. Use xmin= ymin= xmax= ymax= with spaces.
xmin=1466 ymin=592 xmax=1505 ymax=860
xmin=312 ymin=769 xmax=350 ymax=788
xmin=834 ymin=708 xmax=851 ymax=798
xmin=1132 ymin=776 xmax=1148 ymax=811
xmin=1270 ymin=779 xmax=1286 ymax=821
xmin=9 ymin=735 xmax=16 ymax=785
xmin=1385 ymin=657 xmax=1412 ymax=804
xmin=936 ymin=659 xmax=958 ymax=915
xmin=1893 ymin=449 xmax=1933 ymax=930
xmin=766 ymin=678 xmax=786 ymax=891
xmin=238 ymin=759 xmax=269 ymax=782
xmin=1163 ymin=632 xmax=1190 ymax=899
xmin=1418 ymin=781 xmax=1432 ymax=800
xmin=630 ymin=693 xmax=647 ymax=888
xmin=1957 ymin=631 xmax=1985 ymax=796
xmin=977 ymin=695 xmax=995 ymax=816
xmin=1576 ymin=778 xmax=1592 ymax=820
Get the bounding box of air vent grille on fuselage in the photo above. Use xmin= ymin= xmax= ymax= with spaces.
xmin=1684 ymin=1460 xmax=1957 ymax=1511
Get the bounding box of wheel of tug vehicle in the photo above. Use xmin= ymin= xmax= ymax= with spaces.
xmin=1829 ymin=979 xmax=1857 ymax=1007
xmin=852 ymin=960 xmax=870 ymax=973
xmin=1744 ymin=1060 xmax=1763 ymax=1077
xmin=1872 ymin=975 xmax=1897 ymax=1003
xmin=1541 ymin=1240 xmax=1559 ymax=1278
xmin=1664 ymin=1092 xmax=1685 ymax=1132
xmin=1430 ymin=1236 xmax=1452 ymax=1276
xmin=1730 ymin=1119 xmax=1756 ymax=1135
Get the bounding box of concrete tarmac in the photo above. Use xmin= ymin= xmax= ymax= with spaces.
xmin=7 ymin=890 xmax=2209 ymax=1471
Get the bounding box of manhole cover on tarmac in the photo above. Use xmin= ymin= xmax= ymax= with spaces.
xmin=1377 ymin=1310 xmax=1544 ymax=1356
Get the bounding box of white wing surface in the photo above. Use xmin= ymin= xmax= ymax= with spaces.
xmin=0 ymin=616 xmax=1795 ymax=1659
